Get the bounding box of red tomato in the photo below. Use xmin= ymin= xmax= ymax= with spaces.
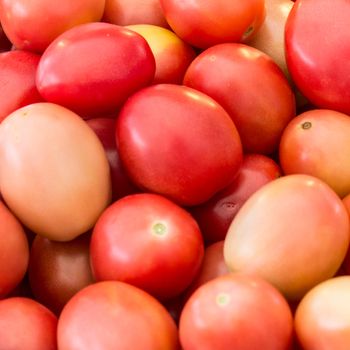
xmin=0 ymin=200 xmax=29 ymax=298
xmin=90 ymin=193 xmax=204 ymax=300
xmin=28 ymin=233 xmax=94 ymax=315
xmin=57 ymin=281 xmax=180 ymax=350
xmin=36 ymin=22 xmax=155 ymax=117
xmin=184 ymin=43 xmax=296 ymax=154
xmin=295 ymin=276 xmax=350 ymax=349
xmin=160 ymin=0 xmax=266 ymax=48
xmin=285 ymin=0 xmax=350 ymax=114
xmin=116 ymin=84 xmax=243 ymax=206
xmin=0 ymin=0 xmax=105 ymax=53
xmin=0 ymin=297 xmax=57 ymax=350
xmin=0 ymin=50 xmax=42 ymax=123
xmin=0 ymin=103 xmax=111 ymax=241
xmin=279 ymin=109 xmax=350 ymax=198
xmin=191 ymin=154 xmax=281 ymax=244
xmin=179 ymin=274 xmax=293 ymax=350
xmin=224 ymin=174 xmax=350 ymax=301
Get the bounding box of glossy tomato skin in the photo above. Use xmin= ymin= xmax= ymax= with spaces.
xmin=0 ymin=0 xmax=105 ymax=53
xmin=184 ymin=43 xmax=296 ymax=154
xmin=191 ymin=154 xmax=281 ymax=244
xmin=0 ymin=50 xmax=43 ymax=123
xmin=285 ymin=0 xmax=350 ymax=114
xmin=28 ymin=233 xmax=94 ymax=315
xmin=179 ymin=274 xmax=293 ymax=350
xmin=116 ymin=84 xmax=243 ymax=206
xmin=295 ymin=276 xmax=350 ymax=349
xmin=36 ymin=22 xmax=156 ymax=117
xmin=90 ymin=193 xmax=204 ymax=301
xmin=57 ymin=281 xmax=180 ymax=350
xmin=0 ymin=201 xmax=29 ymax=298
xmin=224 ymin=174 xmax=350 ymax=301
xmin=279 ymin=109 xmax=350 ymax=198
xmin=0 ymin=103 xmax=111 ymax=241
xmin=0 ymin=297 xmax=58 ymax=350
xmin=160 ymin=0 xmax=266 ymax=48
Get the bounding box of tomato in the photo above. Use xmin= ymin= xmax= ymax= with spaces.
xmin=224 ymin=174 xmax=350 ymax=301
xmin=0 ymin=200 xmax=29 ymax=298
xmin=36 ymin=22 xmax=155 ymax=117
xmin=285 ymin=0 xmax=350 ymax=114
xmin=0 ymin=0 xmax=105 ymax=53
xmin=191 ymin=154 xmax=281 ymax=244
xmin=295 ymin=276 xmax=350 ymax=349
xmin=90 ymin=193 xmax=204 ymax=301
xmin=0 ymin=50 xmax=43 ymax=123
xmin=28 ymin=233 xmax=94 ymax=315
xmin=279 ymin=109 xmax=350 ymax=198
xmin=103 ymin=0 xmax=169 ymax=28
xmin=179 ymin=274 xmax=293 ymax=350
xmin=160 ymin=0 xmax=266 ymax=48
xmin=0 ymin=297 xmax=57 ymax=350
xmin=183 ymin=43 xmax=296 ymax=155
xmin=0 ymin=102 xmax=111 ymax=241
xmin=116 ymin=84 xmax=243 ymax=206
xmin=126 ymin=24 xmax=196 ymax=84
xmin=57 ymin=281 xmax=180 ymax=350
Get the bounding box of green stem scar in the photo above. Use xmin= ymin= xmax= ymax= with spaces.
xmin=152 ymin=222 xmax=167 ymax=236
xmin=216 ymin=293 xmax=231 ymax=307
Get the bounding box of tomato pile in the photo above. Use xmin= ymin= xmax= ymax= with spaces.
xmin=1 ymin=0 xmax=350 ymax=349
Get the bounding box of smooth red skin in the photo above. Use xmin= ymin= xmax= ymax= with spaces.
xmin=116 ymin=84 xmax=243 ymax=206
xmin=0 ymin=297 xmax=57 ymax=350
xmin=160 ymin=0 xmax=266 ymax=48
xmin=179 ymin=274 xmax=293 ymax=350
xmin=58 ymin=281 xmax=180 ymax=350
xmin=36 ymin=22 xmax=156 ymax=117
xmin=0 ymin=50 xmax=42 ymax=123
xmin=103 ymin=0 xmax=169 ymax=28
xmin=0 ymin=0 xmax=105 ymax=53
xmin=28 ymin=233 xmax=94 ymax=315
xmin=285 ymin=0 xmax=350 ymax=114
xmin=90 ymin=193 xmax=204 ymax=301
xmin=184 ymin=43 xmax=296 ymax=155
xmin=0 ymin=201 xmax=29 ymax=298
xmin=279 ymin=109 xmax=350 ymax=198
xmin=191 ymin=154 xmax=281 ymax=244
xmin=86 ymin=118 xmax=139 ymax=201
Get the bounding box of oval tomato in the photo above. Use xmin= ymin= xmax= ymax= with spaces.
xmin=224 ymin=174 xmax=350 ymax=301
xmin=36 ymin=22 xmax=155 ymax=117
xmin=0 ymin=102 xmax=111 ymax=241
xmin=116 ymin=84 xmax=243 ymax=206
xmin=90 ymin=193 xmax=204 ymax=300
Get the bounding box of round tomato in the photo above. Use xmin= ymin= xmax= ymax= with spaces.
xmin=0 ymin=102 xmax=111 ymax=241
xmin=224 ymin=174 xmax=350 ymax=301
xmin=160 ymin=0 xmax=266 ymax=48
xmin=116 ymin=84 xmax=243 ymax=206
xmin=36 ymin=22 xmax=155 ymax=117
xmin=57 ymin=281 xmax=179 ymax=350
xmin=90 ymin=193 xmax=204 ymax=300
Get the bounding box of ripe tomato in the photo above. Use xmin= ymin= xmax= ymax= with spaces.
xmin=224 ymin=174 xmax=350 ymax=301
xmin=0 ymin=200 xmax=29 ymax=298
xmin=179 ymin=274 xmax=293 ymax=350
xmin=285 ymin=0 xmax=350 ymax=114
xmin=0 ymin=297 xmax=57 ymax=350
xmin=90 ymin=193 xmax=204 ymax=300
xmin=0 ymin=102 xmax=111 ymax=241
xmin=279 ymin=109 xmax=350 ymax=198
xmin=183 ymin=43 xmax=296 ymax=155
xmin=36 ymin=22 xmax=155 ymax=117
xmin=160 ymin=0 xmax=266 ymax=48
xmin=116 ymin=84 xmax=243 ymax=206
xmin=0 ymin=0 xmax=105 ymax=53
xmin=57 ymin=281 xmax=180 ymax=350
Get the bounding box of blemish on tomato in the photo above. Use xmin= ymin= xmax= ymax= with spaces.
xmin=216 ymin=292 xmax=231 ymax=307
xmin=302 ymin=121 xmax=312 ymax=129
